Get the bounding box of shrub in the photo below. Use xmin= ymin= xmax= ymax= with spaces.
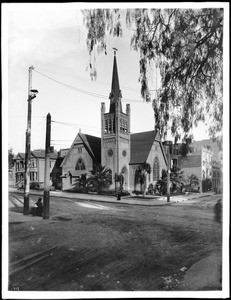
xmin=30 ymin=182 xmax=43 ymax=190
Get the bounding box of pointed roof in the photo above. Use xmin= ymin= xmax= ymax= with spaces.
xmin=130 ymin=130 xmax=167 ymax=165
xmin=60 ymin=132 xmax=101 ymax=167
xmin=31 ymin=150 xmax=57 ymax=160
xmin=109 ymin=50 xmax=122 ymax=113
xmin=14 ymin=151 xmax=57 ymax=160
xmin=14 ymin=153 xmax=25 ymax=160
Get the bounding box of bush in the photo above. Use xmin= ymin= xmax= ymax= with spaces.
xmin=132 ymin=190 xmax=143 ymax=195
xmin=15 ymin=181 xmax=24 ymax=189
xmin=30 ymin=182 xmax=43 ymax=190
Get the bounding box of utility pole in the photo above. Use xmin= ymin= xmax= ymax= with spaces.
xmin=43 ymin=113 xmax=51 ymax=219
xmin=164 ymin=141 xmax=172 ymax=203
xmin=167 ymin=151 xmax=171 ymax=202
xmin=23 ymin=66 xmax=38 ymax=215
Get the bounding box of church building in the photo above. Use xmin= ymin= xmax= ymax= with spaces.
xmin=61 ymin=51 xmax=167 ymax=192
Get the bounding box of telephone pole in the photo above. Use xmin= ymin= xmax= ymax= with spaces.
xmin=164 ymin=141 xmax=172 ymax=203
xmin=167 ymin=151 xmax=171 ymax=202
xmin=23 ymin=66 xmax=38 ymax=215
xmin=43 ymin=113 xmax=51 ymax=219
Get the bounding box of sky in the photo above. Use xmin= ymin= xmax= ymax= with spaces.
xmin=2 ymin=2 xmax=229 ymax=155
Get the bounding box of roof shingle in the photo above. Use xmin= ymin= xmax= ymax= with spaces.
xmin=130 ymin=130 xmax=157 ymax=164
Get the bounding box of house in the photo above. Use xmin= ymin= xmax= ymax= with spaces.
xmin=14 ymin=149 xmax=58 ymax=187
xmin=61 ymin=51 xmax=167 ymax=192
xmin=163 ymin=139 xmax=222 ymax=192
xmin=8 ymin=168 xmax=15 ymax=187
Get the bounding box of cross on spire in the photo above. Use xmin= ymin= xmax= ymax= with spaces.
xmin=112 ymin=47 xmax=118 ymax=56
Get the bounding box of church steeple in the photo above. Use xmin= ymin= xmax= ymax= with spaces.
xmin=109 ymin=48 xmax=122 ymax=113
xmin=101 ymin=49 xmax=131 ymax=191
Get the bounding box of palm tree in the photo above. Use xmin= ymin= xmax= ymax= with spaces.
xmin=87 ymin=164 xmax=112 ymax=194
xmin=171 ymin=167 xmax=190 ymax=193
xmin=188 ymin=174 xmax=200 ymax=190
xmin=136 ymin=163 xmax=151 ymax=197
xmin=73 ymin=173 xmax=88 ymax=193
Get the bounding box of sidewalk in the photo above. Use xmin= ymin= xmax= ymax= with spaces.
xmin=176 ymin=248 xmax=222 ymax=291
xmin=9 ymin=187 xmax=215 ymax=207
xmin=8 ymin=189 xmax=215 ymax=224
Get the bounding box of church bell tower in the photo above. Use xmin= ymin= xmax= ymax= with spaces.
xmin=101 ymin=49 xmax=131 ymax=190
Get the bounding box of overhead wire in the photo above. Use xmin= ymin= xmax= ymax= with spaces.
xmin=33 ymin=68 xmax=144 ymax=103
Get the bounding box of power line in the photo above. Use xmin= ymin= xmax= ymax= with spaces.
xmin=34 ymin=68 xmax=144 ymax=103
xmin=51 ymin=120 xmax=100 ymax=130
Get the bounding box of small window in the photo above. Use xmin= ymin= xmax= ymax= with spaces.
xmin=75 ymin=158 xmax=85 ymax=170
xmin=78 ymin=148 xmax=82 ymax=153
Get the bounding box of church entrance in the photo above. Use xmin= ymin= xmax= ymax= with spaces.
xmin=121 ymin=166 xmax=128 ymax=191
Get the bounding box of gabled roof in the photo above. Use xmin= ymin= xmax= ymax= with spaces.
xmin=31 ymin=150 xmax=57 ymax=160
xmin=15 ymin=153 xmax=25 ymax=160
xmin=130 ymin=130 xmax=154 ymax=164
xmin=178 ymin=155 xmax=201 ymax=168
xmin=61 ymin=132 xmax=101 ymax=167
xmin=81 ymin=133 xmax=101 ymax=163
xmin=14 ymin=151 xmax=57 ymax=160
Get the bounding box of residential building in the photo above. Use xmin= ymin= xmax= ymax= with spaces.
xmin=14 ymin=149 xmax=58 ymax=187
xmin=163 ymin=139 xmax=222 ymax=192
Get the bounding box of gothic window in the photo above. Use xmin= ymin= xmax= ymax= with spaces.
xmin=112 ymin=117 xmax=115 ymax=133
xmin=120 ymin=119 xmax=123 ymax=132
xmin=124 ymin=121 xmax=128 ymax=133
xmin=105 ymin=119 xmax=108 ymax=133
xmin=108 ymin=169 xmax=112 ymax=183
xmin=203 ymin=170 xmax=206 ymax=179
xmin=108 ymin=119 xmax=112 ymax=133
xmin=75 ymin=158 xmax=86 ymax=170
xmin=121 ymin=166 xmax=127 ymax=174
xmin=153 ymin=157 xmax=160 ymax=181
xmin=120 ymin=119 xmax=128 ymax=133
xmin=78 ymin=148 xmax=82 ymax=154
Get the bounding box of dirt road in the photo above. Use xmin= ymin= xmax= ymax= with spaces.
xmin=8 ymin=192 xmax=222 ymax=291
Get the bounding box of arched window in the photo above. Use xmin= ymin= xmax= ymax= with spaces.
xmin=108 ymin=169 xmax=112 ymax=183
xmin=153 ymin=157 xmax=160 ymax=181
xmin=75 ymin=158 xmax=85 ymax=170
xmin=121 ymin=166 xmax=127 ymax=174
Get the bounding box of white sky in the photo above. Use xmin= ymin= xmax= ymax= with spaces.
xmin=2 ymin=2 xmax=228 ymax=155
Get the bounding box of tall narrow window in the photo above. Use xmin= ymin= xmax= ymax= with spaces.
xmin=124 ymin=121 xmax=128 ymax=133
xmin=108 ymin=119 xmax=112 ymax=133
xmin=105 ymin=119 xmax=108 ymax=133
xmin=75 ymin=158 xmax=86 ymax=170
xmin=113 ymin=117 xmax=115 ymax=133
xmin=153 ymin=157 xmax=160 ymax=181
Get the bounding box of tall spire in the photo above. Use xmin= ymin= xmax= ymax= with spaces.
xmin=109 ymin=48 xmax=122 ymax=113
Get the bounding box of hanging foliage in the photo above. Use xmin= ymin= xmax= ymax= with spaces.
xmin=82 ymin=8 xmax=223 ymax=147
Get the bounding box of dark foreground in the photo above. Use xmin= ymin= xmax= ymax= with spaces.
xmin=8 ymin=192 xmax=222 ymax=291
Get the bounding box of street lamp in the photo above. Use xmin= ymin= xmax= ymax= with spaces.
xmin=23 ymin=66 xmax=38 ymax=215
